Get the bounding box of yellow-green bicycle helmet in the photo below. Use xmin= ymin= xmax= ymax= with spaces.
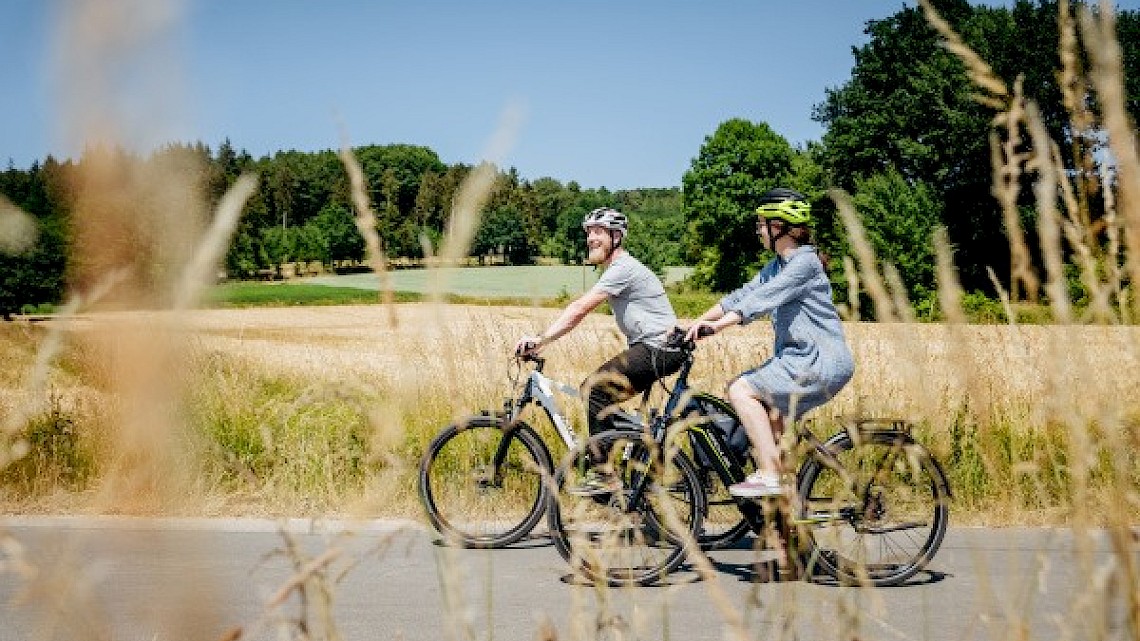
xmin=755 ymin=188 xmax=811 ymax=225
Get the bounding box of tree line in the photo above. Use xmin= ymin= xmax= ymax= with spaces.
xmin=2 ymin=0 xmax=1138 ymax=319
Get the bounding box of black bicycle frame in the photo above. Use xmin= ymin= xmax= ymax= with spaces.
xmin=678 ymin=393 xmax=767 ymax=528
xmin=621 ymin=352 xmax=700 ymax=511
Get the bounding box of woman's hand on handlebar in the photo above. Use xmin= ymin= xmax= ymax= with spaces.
xmin=683 ymin=322 xmax=717 ymax=343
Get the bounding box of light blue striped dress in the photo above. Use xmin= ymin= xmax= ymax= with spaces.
xmin=719 ymin=245 xmax=855 ymax=420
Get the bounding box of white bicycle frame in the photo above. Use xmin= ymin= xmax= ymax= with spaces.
xmin=517 ymin=368 xmax=583 ymax=450
xmin=509 ymin=361 xmax=649 ymax=453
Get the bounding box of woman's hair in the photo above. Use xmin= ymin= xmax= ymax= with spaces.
xmin=782 ymin=223 xmax=831 ymax=274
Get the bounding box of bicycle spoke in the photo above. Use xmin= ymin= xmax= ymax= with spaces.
xmin=799 ymin=431 xmax=949 ymax=586
xmin=420 ymin=419 xmax=549 ymax=547
xmin=549 ymin=432 xmax=705 ymax=586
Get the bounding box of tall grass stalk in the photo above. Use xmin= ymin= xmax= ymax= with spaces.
xmin=1079 ymin=2 xmax=1140 ymax=318
xmin=0 ymin=195 xmax=39 ymax=255
xmin=429 ymin=103 xmax=523 ymax=306
xmin=338 ymin=142 xmax=396 ymax=327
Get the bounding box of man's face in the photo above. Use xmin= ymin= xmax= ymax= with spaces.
xmin=585 ymin=225 xmax=615 ymax=264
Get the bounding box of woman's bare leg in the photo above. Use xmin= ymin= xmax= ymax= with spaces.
xmin=727 ymin=378 xmax=796 ymax=576
xmin=727 ymin=378 xmax=784 ymax=474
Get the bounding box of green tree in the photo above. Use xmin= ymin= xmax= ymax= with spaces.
xmin=0 ymin=222 xmax=66 ymax=318
xmin=851 ymin=168 xmax=943 ymax=306
xmin=619 ymin=188 xmax=684 ymax=275
xmin=356 ymin=144 xmax=447 ymax=218
xmin=313 ymin=203 xmax=364 ymax=266
xmin=0 ymin=160 xmax=69 ymax=316
xmin=681 ymin=118 xmax=797 ymax=291
xmin=259 ymin=226 xmax=296 ymax=277
xmin=625 ymin=211 xmax=682 ymax=276
xmin=473 ymin=203 xmax=528 ymax=264
xmin=295 ymin=220 xmax=329 ymax=267
xmin=527 ymin=177 xmax=572 ymax=255
xmin=376 ymin=167 xmax=404 ymax=256
xmin=225 ymin=228 xmax=260 ymax=279
xmin=412 ymin=171 xmax=445 ymax=234
xmin=813 ymin=0 xmax=1140 ymax=295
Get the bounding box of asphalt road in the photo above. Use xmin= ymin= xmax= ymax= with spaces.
xmin=0 ymin=517 xmax=1135 ymax=641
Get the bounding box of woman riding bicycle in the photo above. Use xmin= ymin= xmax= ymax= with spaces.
xmin=685 ymin=188 xmax=855 ymax=499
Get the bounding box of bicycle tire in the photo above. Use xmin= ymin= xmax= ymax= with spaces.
xmin=419 ymin=416 xmax=552 ymax=548
xmin=547 ymin=430 xmax=706 ymax=586
xmin=797 ymin=430 xmax=950 ymax=586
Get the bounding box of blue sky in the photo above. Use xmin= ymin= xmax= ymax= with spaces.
xmin=2 ymin=1 xmax=1138 ymax=189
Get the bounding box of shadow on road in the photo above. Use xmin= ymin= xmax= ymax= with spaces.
xmin=706 ymin=556 xmax=951 ymax=587
xmin=430 ymin=532 xmax=554 ymax=550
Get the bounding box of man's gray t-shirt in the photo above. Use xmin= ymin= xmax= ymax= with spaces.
xmin=592 ymin=252 xmax=677 ymax=348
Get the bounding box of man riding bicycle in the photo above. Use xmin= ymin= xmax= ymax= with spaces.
xmin=514 ymin=207 xmax=685 ymax=494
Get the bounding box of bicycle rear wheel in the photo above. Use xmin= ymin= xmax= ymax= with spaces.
xmin=797 ymin=430 xmax=950 ymax=586
xmin=548 ymin=431 xmax=705 ymax=586
xmin=419 ymin=416 xmax=551 ymax=548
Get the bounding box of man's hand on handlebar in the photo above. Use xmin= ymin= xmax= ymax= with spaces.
xmin=513 ymin=335 xmax=543 ymax=357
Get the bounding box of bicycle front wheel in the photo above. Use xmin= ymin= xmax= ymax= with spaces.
xmin=797 ymin=430 xmax=950 ymax=586
xmin=418 ymin=416 xmax=551 ymax=548
xmin=547 ymin=431 xmax=706 ymax=587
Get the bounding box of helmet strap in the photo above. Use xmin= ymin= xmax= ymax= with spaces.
xmin=765 ymin=220 xmax=789 ymax=251
xmin=602 ymin=230 xmax=621 ymax=263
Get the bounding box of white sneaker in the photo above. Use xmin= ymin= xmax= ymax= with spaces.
xmin=728 ymin=471 xmax=786 ymax=498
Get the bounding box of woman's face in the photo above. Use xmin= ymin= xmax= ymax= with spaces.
xmin=756 ymin=216 xmax=775 ymax=250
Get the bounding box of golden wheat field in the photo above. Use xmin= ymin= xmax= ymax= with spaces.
xmin=2 ymin=302 xmax=1137 ymax=525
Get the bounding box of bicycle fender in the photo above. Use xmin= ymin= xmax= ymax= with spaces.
xmin=798 ymin=423 xmax=915 ymax=488
xmin=453 ymin=415 xmax=551 ymax=458
xmin=824 ymin=422 xmax=952 ymax=497
xmin=837 ymin=419 xmax=915 ymax=447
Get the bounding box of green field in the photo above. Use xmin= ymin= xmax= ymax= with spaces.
xmin=209 ymin=266 xmax=717 ymax=316
xmin=302 ymin=265 xmax=695 ymax=298
xmin=207 ymin=283 xmax=420 ymax=307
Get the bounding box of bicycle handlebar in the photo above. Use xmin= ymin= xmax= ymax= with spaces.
xmin=513 ymin=350 xmax=545 ymax=371
xmin=512 ymin=326 xmax=708 ymax=367
xmin=666 ymin=325 xmax=713 ymax=352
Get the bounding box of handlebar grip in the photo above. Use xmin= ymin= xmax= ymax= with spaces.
xmin=665 ymin=325 xmax=715 ymax=350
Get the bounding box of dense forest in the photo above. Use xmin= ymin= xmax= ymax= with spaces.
xmin=2 ymin=0 xmax=1139 ymax=319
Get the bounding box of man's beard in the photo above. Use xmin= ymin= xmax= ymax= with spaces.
xmin=586 ymin=244 xmax=608 ymax=264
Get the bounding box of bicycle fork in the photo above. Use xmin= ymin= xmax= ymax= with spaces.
xmin=483 ymin=394 xmax=530 ymax=488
